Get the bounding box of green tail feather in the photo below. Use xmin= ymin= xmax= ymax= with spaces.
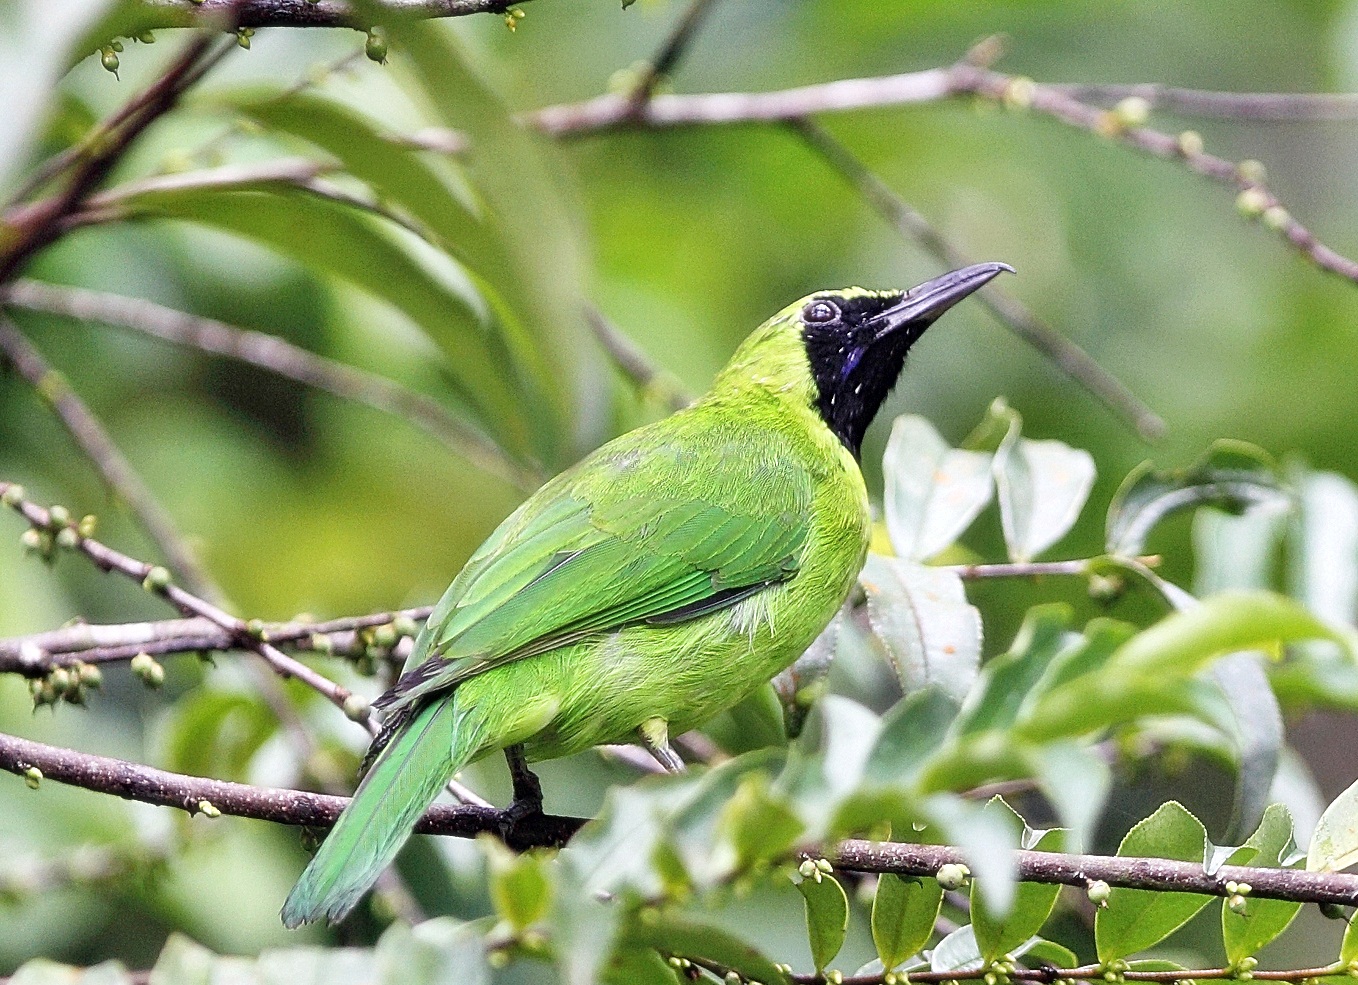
xmin=281 ymin=698 xmax=483 ymax=927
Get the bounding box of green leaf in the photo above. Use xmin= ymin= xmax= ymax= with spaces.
xmin=1028 ymin=741 xmax=1111 ymax=854
xmin=161 ymin=690 xmax=275 ymax=781
xmin=1308 ymin=775 xmax=1358 ymax=873
xmin=962 ymin=398 xmax=1022 ymax=453
xmin=110 ymin=183 xmax=532 ymax=454
xmin=148 ymin=934 xmax=215 ymax=985
xmin=1206 ymin=652 xmax=1283 ymax=842
xmin=626 ymin=912 xmax=790 ymax=985
xmin=862 ymin=687 xmax=960 ymax=789
xmin=930 ymin=924 xmax=983 ymax=973
xmin=924 ymin=794 xmax=1021 ymax=914
xmin=376 ymin=918 xmax=491 ymax=985
xmin=1024 ymin=939 xmax=1079 ymax=968
xmin=994 ymin=430 xmax=1097 ymax=562
xmin=1290 ymin=469 xmax=1358 ymax=627
xmin=1222 ymin=805 xmax=1302 ymax=962
xmin=970 ymin=801 xmax=1064 ymax=962
xmin=882 ymin=415 xmax=994 ymax=561
xmin=1193 ymin=503 xmax=1287 ymax=596
xmin=554 ymin=866 xmax=623 ymax=985
xmin=1107 ymin=440 xmax=1287 ymax=556
xmin=860 ymin=553 xmax=982 ymax=703
xmin=872 ymin=873 xmax=943 ymax=972
xmin=9 ymin=960 xmax=134 ymax=985
xmin=1343 ymin=913 xmax=1358 ymax=963
xmin=952 ymin=605 xmax=1071 ymax=737
xmin=1095 ymin=802 xmax=1214 ymax=961
xmin=718 ymin=772 xmax=805 ymax=871
xmin=485 ymin=842 xmax=552 ymax=932
xmin=798 ymin=872 xmax=850 ymax=973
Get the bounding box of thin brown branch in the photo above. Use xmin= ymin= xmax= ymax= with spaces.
xmin=531 ymin=61 xmax=1358 ymax=286
xmin=0 ymin=34 xmax=234 ymax=283
xmin=4 ymin=726 xmax=1356 ymax=910
xmin=3 ymin=280 xmax=539 ymax=490
xmin=0 ymin=480 xmax=370 ymax=726
xmin=789 ymin=118 xmax=1165 ymax=441
xmin=1051 ymin=83 xmax=1358 ymax=120
xmin=582 ymin=305 xmax=693 ymax=412
xmin=126 ymin=0 xmax=528 ymax=31
xmin=0 ymin=314 xmax=215 ymax=595
xmin=0 ymin=729 xmax=583 ymax=850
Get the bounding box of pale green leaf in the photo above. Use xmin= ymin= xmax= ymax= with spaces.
xmin=994 ymin=433 xmax=1096 ymax=562
xmin=930 ymin=924 xmax=983 ymax=973
xmin=971 ymin=805 xmax=1063 ymax=962
xmin=1308 ymin=775 xmax=1358 ymax=873
xmin=860 ymin=553 xmax=982 ymax=703
xmin=883 ymin=415 xmax=993 ymax=561
xmin=1222 ymin=805 xmax=1302 ymax=962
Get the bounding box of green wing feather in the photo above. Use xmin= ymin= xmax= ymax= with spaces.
xmin=378 ymin=412 xmax=813 ymax=715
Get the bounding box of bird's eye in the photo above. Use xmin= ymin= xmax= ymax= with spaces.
xmin=803 ymin=300 xmax=840 ymax=324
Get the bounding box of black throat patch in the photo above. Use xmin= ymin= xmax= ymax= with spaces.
xmin=801 ymin=292 xmax=924 ymax=458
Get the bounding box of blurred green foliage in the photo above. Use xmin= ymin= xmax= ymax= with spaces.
xmin=3 ymin=0 xmax=1358 ymax=978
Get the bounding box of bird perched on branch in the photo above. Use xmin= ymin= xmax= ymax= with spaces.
xmin=282 ymin=262 xmax=1011 ymax=927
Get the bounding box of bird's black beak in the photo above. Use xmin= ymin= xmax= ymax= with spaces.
xmin=873 ymin=262 xmax=1014 ymax=339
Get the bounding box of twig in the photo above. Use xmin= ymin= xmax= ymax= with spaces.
xmin=947 ymin=63 xmax=1358 ymax=285
xmin=3 ymin=280 xmax=539 ymax=490
xmin=0 ymin=729 xmax=582 ymax=850
xmin=124 ymin=0 xmax=528 ymax=31
xmin=0 ymin=481 xmax=370 ymax=726
xmin=0 ymin=34 xmax=234 ymax=283
xmin=788 ymin=119 xmax=1165 ymax=441
xmin=4 ymin=726 xmax=1357 ymax=908
xmin=0 ymin=314 xmax=215 ymax=595
xmin=582 ymin=305 xmax=693 ymax=412
xmin=1050 ymin=83 xmax=1358 ymax=120
xmin=628 ymin=0 xmax=722 ymax=107
xmin=531 ymin=61 xmax=1358 ymax=287
xmin=788 ymin=963 xmax=1345 ymax=985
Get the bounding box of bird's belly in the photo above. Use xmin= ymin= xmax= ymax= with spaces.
xmin=475 ymin=567 xmax=859 ymax=762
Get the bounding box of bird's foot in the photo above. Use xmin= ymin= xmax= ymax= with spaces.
xmin=639 ymin=716 xmax=685 ymax=773
xmin=499 ymin=744 xmax=545 ymax=843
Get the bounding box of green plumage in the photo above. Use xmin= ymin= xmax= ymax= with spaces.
xmin=282 ymin=269 xmax=1006 ymax=927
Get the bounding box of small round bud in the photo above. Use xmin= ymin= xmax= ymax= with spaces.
xmin=1237 ymin=958 xmax=1258 ymax=972
xmin=1228 ymin=893 xmax=1247 ymax=914
xmin=54 ymin=527 xmax=78 ymax=550
xmin=142 ymin=566 xmax=171 ymax=592
xmin=1262 ymin=205 xmax=1291 ymax=231
xmin=393 ymin=615 xmax=418 ymax=638
xmin=77 ymin=663 xmax=102 ymax=689
xmin=1 ymin=485 xmax=23 ymax=507
xmin=1321 ymin=902 xmax=1347 ymax=920
xmin=236 ymin=28 xmax=253 ymax=49
xmin=365 ymin=28 xmax=387 ymax=63
xmin=373 ymin=623 xmax=397 ymax=648
xmin=815 ymin=858 xmax=833 ymax=874
xmin=726 ymin=972 xmax=742 ymax=985
xmin=20 ymin=528 xmax=44 ymax=553
xmin=1087 ymin=573 xmax=1124 ymax=602
xmin=137 ymin=30 xmax=155 ymax=43
xmin=668 ymin=956 xmax=684 ymax=969
xmin=828 ymin=972 xmax=843 ymax=985
xmin=1177 ymin=130 xmax=1204 ymax=156
xmin=24 ymin=766 xmax=42 ymax=789
xmin=309 ymin=632 xmax=334 ymax=655
xmin=342 ymin=693 xmax=371 ymax=722
xmin=101 ymin=48 xmax=119 ymax=76
xmin=110 ymin=39 xmax=124 ymax=51
xmin=936 ymin=862 xmax=969 ymax=890
xmin=245 ymin=618 xmax=268 ymax=640
xmin=1002 ymin=76 xmax=1035 ymax=110
xmin=78 ymin=514 xmax=97 ymax=537
xmin=1237 ymin=159 xmax=1267 ymax=184
xmin=1086 ymin=879 xmax=1111 ymax=905
xmin=1114 ymin=95 xmax=1150 ymax=127
xmin=197 ymin=799 xmax=221 ymax=818
xmin=1224 ymin=880 xmax=1238 ymax=894
xmin=798 ymin=859 xmax=816 ymax=879
xmin=49 ymin=667 xmax=72 ymax=695
xmin=1236 ymin=187 xmax=1269 ymax=218
xmin=1236 ymin=882 xmax=1251 ymax=895
xmin=131 ymin=652 xmax=164 ymax=688
xmin=47 ymin=505 xmax=70 ymax=529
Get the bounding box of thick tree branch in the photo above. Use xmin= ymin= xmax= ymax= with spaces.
xmin=0 ymin=730 xmax=582 ymax=850
xmin=3 ymin=728 xmax=1355 ymax=908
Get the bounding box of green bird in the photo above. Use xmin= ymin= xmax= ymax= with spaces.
xmin=281 ymin=262 xmax=1010 ymax=927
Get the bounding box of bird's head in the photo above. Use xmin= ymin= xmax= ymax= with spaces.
xmin=713 ymin=262 xmax=1013 ymax=457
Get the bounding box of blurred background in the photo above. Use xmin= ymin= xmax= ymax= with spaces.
xmin=1 ymin=0 xmax=1357 ymax=975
